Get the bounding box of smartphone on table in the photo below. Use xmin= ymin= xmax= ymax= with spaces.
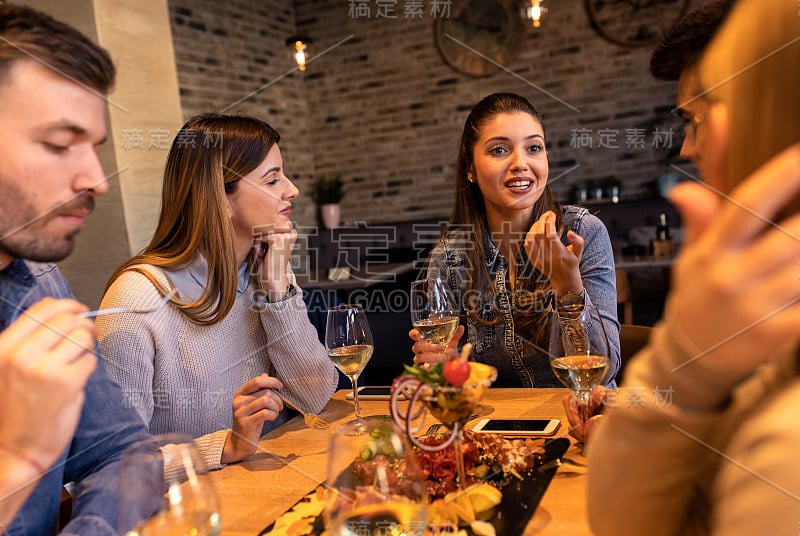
xmin=345 ymin=386 xmax=404 ymax=400
xmin=471 ymin=418 xmax=561 ymax=437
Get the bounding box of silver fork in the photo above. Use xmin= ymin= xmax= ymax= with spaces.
xmin=80 ymin=289 xmax=176 ymax=318
xmin=277 ymin=393 xmax=332 ymax=431
xmin=424 ymin=413 xmax=480 ymax=436
xmin=424 ymin=423 xmax=442 ymax=435
xmin=538 ymin=456 xmax=587 ymax=474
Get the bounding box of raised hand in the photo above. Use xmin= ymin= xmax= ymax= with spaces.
xmin=222 ymin=374 xmax=284 ymax=464
xmin=0 ymin=298 xmax=97 ymax=477
xmin=667 ymin=144 xmax=800 ymax=384
xmin=524 ymin=210 xmax=584 ymax=294
xmin=252 ymin=223 xmax=297 ymax=302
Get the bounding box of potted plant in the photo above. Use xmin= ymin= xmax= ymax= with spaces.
xmin=313 ymin=175 xmax=344 ymax=229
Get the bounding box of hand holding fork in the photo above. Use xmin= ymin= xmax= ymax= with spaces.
xmin=276 ymin=393 xmax=332 ymax=431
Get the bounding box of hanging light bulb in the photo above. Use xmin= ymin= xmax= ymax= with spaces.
xmin=523 ymin=0 xmax=548 ymax=28
xmin=286 ymin=35 xmax=312 ymax=71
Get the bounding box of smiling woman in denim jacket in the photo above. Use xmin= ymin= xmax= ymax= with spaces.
xmin=411 ymin=93 xmax=620 ymax=388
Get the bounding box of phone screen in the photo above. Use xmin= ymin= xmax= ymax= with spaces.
xmin=358 ymin=386 xmax=392 ymax=396
xmin=479 ymin=419 xmax=554 ymax=432
xmin=345 ymin=386 xmax=398 ymax=400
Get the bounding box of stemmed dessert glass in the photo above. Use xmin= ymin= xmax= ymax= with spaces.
xmin=548 ymin=302 xmax=610 ymax=455
xmin=392 ymin=359 xmax=497 ymax=491
xmin=419 ymin=363 xmax=497 ymax=489
xmin=326 ymin=304 xmax=374 ymax=434
xmin=324 ymin=417 xmax=428 ymax=536
xmin=119 ymin=433 xmax=221 ymax=536
xmin=410 ymin=277 xmax=459 ymax=347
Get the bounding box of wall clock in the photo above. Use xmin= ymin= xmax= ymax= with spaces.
xmin=433 ymin=0 xmax=525 ymax=78
xmin=585 ymin=0 xmax=691 ymax=48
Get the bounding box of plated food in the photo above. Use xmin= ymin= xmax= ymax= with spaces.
xmin=261 ymin=431 xmax=555 ymax=536
xmin=415 ymin=430 xmax=546 ymax=499
xmin=263 ymin=351 xmax=562 ymax=536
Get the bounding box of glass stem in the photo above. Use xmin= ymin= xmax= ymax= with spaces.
xmin=350 ymin=374 xmax=362 ymax=421
xmin=453 ymin=424 xmax=467 ymax=490
xmin=577 ymin=391 xmax=590 ymax=426
xmin=577 ymin=390 xmax=590 ymax=456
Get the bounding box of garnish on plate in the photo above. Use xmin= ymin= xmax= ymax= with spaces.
xmin=400 ymin=342 xmax=473 ymax=387
xmin=390 ymin=344 xmax=495 ymax=450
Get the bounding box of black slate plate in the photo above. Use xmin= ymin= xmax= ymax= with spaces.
xmin=260 ymin=437 xmax=571 ymax=536
xmin=485 ymin=437 xmax=570 ymax=535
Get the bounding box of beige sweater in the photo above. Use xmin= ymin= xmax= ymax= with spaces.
xmin=96 ymin=266 xmax=338 ymax=470
xmin=588 ymin=299 xmax=800 ymax=535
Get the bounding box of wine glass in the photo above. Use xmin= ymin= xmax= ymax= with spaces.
xmin=410 ymin=277 xmax=459 ymax=347
xmin=548 ymin=302 xmax=611 ymax=455
xmin=416 ymin=362 xmax=497 ymax=490
xmin=119 ymin=433 xmax=221 ymax=536
xmin=324 ymin=416 xmax=428 ymax=536
xmin=326 ymin=304 xmax=374 ymax=434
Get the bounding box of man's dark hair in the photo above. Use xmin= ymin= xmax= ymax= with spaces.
xmin=0 ymin=3 xmax=115 ymax=92
xmin=650 ymin=0 xmax=737 ymax=81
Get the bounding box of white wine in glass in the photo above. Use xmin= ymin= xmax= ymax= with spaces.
xmin=327 ymin=343 xmax=373 ymax=376
xmin=549 ymin=303 xmax=610 ymax=455
xmin=410 ymin=278 xmax=459 ymax=346
xmin=551 ymin=354 xmax=610 ymax=393
xmin=326 ymin=304 xmax=373 ymax=433
xmin=119 ymin=433 xmax=221 ymax=536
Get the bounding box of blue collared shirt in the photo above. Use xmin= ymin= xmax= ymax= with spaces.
xmin=1 ymin=259 xmax=156 ymax=535
xmin=164 ymin=253 xmax=250 ymax=302
xmin=426 ymin=206 xmax=621 ymax=388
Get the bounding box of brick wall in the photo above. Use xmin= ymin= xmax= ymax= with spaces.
xmin=168 ymin=0 xmax=318 ymax=229
xmin=292 ymin=0 xmax=703 ymax=224
xmin=169 ymin=0 xmax=701 ymax=229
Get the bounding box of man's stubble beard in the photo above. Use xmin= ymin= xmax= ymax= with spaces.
xmin=0 ymin=176 xmax=90 ymax=263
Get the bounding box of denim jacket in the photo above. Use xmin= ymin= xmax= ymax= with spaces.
xmin=427 ymin=206 xmax=621 ymax=388
xmin=0 ymin=260 xmax=155 ymax=535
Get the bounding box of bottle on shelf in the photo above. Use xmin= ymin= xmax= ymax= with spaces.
xmin=652 ymin=213 xmax=673 ymax=258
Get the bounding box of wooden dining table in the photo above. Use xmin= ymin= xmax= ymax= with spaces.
xmin=208 ymin=388 xmax=594 ymax=535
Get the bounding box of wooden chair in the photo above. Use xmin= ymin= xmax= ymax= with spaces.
xmin=57 ymin=485 xmax=73 ymax=531
xmin=615 ymin=268 xmax=633 ymax=324
xmin=617 ymin=324 xmax=653 ymax=384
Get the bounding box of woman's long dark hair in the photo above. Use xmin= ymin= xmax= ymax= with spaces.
xmin=447 ymin=93 xmax=561 ymax=332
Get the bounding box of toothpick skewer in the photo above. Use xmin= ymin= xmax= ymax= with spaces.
xmin=459 ymin=342 xmax=472 ymax=363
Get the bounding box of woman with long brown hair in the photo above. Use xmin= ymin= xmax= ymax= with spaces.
xmin=412 ymin=93 xmax=620 ymax=388
xmin=97 ymin=114 xmax=338 ymax=469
